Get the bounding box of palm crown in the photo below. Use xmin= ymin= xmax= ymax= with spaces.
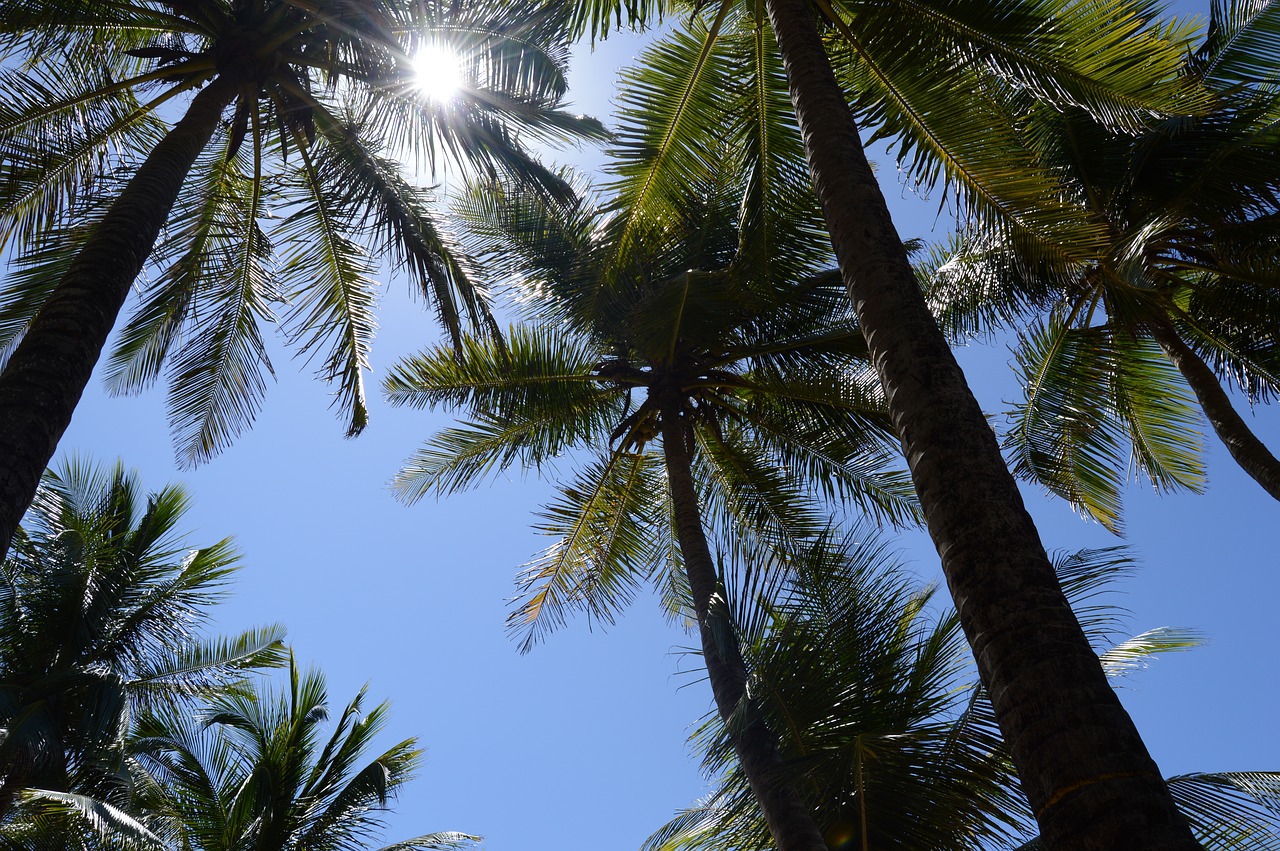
xmin=0 ymin=0 xmax=600 ymax=462
xmin=129 ymin=657 xmax=475 ymax=851
xmin=385 ymin=165 xmax=916 ymax=649
xmin=650 ymin=533 xmax=1280 ymax=850
xmin=385 ymin=85 xmax=915 ymax=842
xmin=926 ymin=0 xmax=1280 ymax=528
xmin=0 ymin=458 xmax=285 ymax=824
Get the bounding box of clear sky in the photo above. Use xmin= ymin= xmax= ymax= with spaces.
xmin=44 ymin=6 xmax=1280 ymax=850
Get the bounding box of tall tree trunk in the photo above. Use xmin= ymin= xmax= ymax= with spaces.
xmin=657 ymin=387 xmax=829 ymax=851
xmin=761 ymin=0 xmax=1199 ymax=847
xmin=0 ymin=76 xmax=240 ymax=564
xmin=1150 ymin=320 xmax=1280 ymax=501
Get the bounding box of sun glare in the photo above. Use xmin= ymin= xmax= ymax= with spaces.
xmin=413 ymin=44 xmax=464 ymax=104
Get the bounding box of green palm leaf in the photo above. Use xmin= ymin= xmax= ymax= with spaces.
xmin=515 ymin=450 xmax=668 ymax=649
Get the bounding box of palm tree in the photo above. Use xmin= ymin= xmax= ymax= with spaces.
xmin=0 ymin=457 xmax=286 ymax=825
xmin=647 ymin=533 xmax=1280 ymax=851
xmin=926 ymin=0 xmax=1280 ymax=527
xmin=384 ymin=150 xmax=916 ymax=849
xmin=648 ymin=528 xmax=1033 ymax=851
xmin=129 ymin=657 xmax=476 ymax=851
xmin=558 ymin=0 xmax=1210 ymax=843
xmin=0 ymin=0 xmax=603 ymax=562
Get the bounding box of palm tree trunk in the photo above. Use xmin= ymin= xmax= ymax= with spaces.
xmin=1150 ymin=320 xmax=1280 ymax=501
xmin=760 ymin=0 xmax=1199 ymax=847
xmin=0 ymin=76 xmax=240 ymax=564
xmin=657 ymin=387 xmax=828 ymax=851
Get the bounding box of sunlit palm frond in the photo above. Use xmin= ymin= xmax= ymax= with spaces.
xmin=1007 ymin=319 xmax=1132 ymax=531
xmin=1193 ymin=0 xmax=1280 ymax=89
xmin=105 ymin=133 xmax=266 ymax=398
xmin=829 ymin=0 xmax=1204 ymax=126
xmin=0 ymin=60 xmax=166 ymax=256
xmin=372 ymin=833 xmax=482 ymax=851
xmin=830 ymin=33 xmax=1111 ymax=273
xmin=719 ymin=9 xmax=832 ymax=286
xmin=510 ymin=450 xmax=668 ymax=651
xmin=606 ymin=14 xmax=738 ymax=270
xmin=127 ymin=625 xmax=288 ymax=706
xmin=1168 ymin=772 xmax=1280 ymax=850
xmin=1099 ymin=626 xmax=1203 ymax=678
xmin=452 ymin=168 xmax=597 ymax=284
xmin=311 ymin=113 xmax=492 ymax=344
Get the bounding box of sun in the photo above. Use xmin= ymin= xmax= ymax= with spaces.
xmin=413 ymin=44 xmax=464 ymax=104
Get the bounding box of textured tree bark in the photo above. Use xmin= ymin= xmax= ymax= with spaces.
xmin=657 ymin=387 xmax=829 ymax=851
xmin=1150 ymin=320 xmax=1280 ymax=501
xmin=0 ymin=77 xmax=240 ymax=564
xmin=761 ymin=0 xmax=1200 ymax=847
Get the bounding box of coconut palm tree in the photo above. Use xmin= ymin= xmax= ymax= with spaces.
xmin=0 ymin=0 xmax=603 ymax=563
xmin=128 ymin=656 xmax=475 ymax=851
xmin=384 ymin=144 xmax=917 ymax=848
xmin=0 ymin=457 xmax=285 ymax=825
xmin=647 ymin=534 xmax=1280 ymax=851
xmin=554 ymin=0 xmax=1213 ymax=842
xmin=926 ymin=0 xmax=1280 ymax=527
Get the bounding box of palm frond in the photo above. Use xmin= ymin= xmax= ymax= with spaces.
xmin=509 ymin=450 xmax=668 ymax=652
xmin=1007 ymin=319 xmax=1131 ymax=531
xmin=605 ymin=14 xmax=738 ymax=272
xmin=105 ymin=131 xmax=268 ymax=397
xmin=1168 ymin=772 xmax=1280 ymax=850
xmin=10 ymin=788 xmax=166 ymax=850
xmin=1193 ymin=0 xmax=1280 ymax=88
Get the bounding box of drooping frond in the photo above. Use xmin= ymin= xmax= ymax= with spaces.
xmin=104 ymin=132 xmax=270 ymax=399
xmin=276 ymin=131 xmax=380 ymax=439
xmin=1006 ymin=317 xmax=1206 ymax=531
xmin=1193 ymin=0 xmax=1280 ymax=88
xmin=510 ymin=450 xmax=668 ymax=652
xmin=386 ymin=329 xmax=628 ymax=501
xmin=310 ymin=111 xmax=493 ymax=343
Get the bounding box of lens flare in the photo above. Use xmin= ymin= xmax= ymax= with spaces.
xmin=413 ymin=44 xmax=463 ymax=103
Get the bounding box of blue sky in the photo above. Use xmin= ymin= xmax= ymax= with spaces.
xmin=42 ymin=7 xmax=1280 ymax=850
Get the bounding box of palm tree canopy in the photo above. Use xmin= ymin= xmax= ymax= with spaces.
xmin=0 ymin=458 xmax=285 ymax=814
xmin=384 ymin=151 xmax=917 ymax=649
xmin=556 ymin=0 xmax=1207 ymax=290
xmin=925 ymin=0 xmax=1280 ymax=528
xmin=130 ymin=657 xmax=477 ymax=851
xmin=0 ymin=0 xmax=604 ymax=464
xmin=648 ymin=532 xmax=1280 ymax=851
